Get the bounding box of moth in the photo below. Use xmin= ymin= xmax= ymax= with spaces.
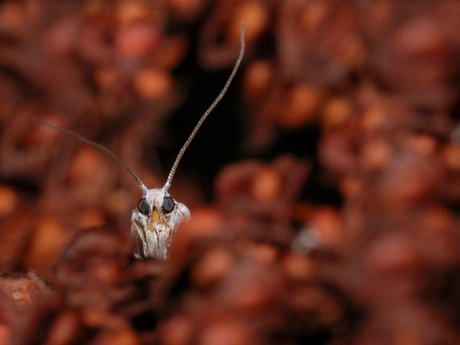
xmin=35 ymin=23 xmax=245 ymax=260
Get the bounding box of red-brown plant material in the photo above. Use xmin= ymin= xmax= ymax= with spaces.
xmin=1 ymin=0 xmax=460 ymax=345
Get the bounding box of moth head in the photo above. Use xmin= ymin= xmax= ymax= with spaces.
xmin=131 ymin=186 xmax=190 ymax=260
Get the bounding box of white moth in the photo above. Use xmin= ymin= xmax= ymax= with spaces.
xmin=35 ymin=23 xmax=245 ymax=260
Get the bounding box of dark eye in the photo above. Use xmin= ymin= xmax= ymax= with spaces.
xmin=137 ymin=198 xmax=150 ymax=216
xmin=162 ymin=197 xmax=175 ymax=214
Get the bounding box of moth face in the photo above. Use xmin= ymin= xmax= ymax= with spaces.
xmin=131 ymin=188 xmax=190 ymax=260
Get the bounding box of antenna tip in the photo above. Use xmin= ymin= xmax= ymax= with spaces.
xmin=32 ymin=117 xmax=42 ymax=124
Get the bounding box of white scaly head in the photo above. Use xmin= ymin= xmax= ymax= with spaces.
xmin=35 ymin=23 xmax=245 ymax=260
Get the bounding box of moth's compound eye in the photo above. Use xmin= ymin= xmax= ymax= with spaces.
xmin=162 ymin=197 xmax=175 ymax=214
xmin=137 ymin=198 xmax=150 ymax=216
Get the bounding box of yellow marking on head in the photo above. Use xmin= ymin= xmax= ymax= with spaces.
xmin=152 ymin=209 xmax=160 ymax=223
xmin=148 ymin=210 xmax=169 ymax=232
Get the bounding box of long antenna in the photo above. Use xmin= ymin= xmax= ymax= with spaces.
xmin=32 ymin=117 xmax=146 ymax=190
xmin=163 ymin=22 xmax=245 ymax=192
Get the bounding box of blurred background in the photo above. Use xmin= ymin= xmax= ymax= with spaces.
xmin=1 ymin=0 xmax=460 ymax=344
